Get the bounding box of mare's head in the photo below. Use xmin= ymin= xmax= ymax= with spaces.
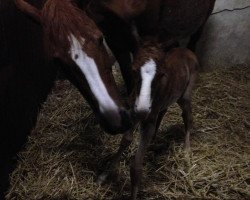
xmin=130 ymin=41 xmax=165 ymax=120
xmin=16 ymin=0 xmax=133 ymax=134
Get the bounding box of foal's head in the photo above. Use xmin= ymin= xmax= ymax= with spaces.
xmin=131 ymin=41 xmax=164 ymax=119
xmin=131 ymin=41 xmax=198 ymax=120
xmin=16 ymin=0 xmax=132 ymax=134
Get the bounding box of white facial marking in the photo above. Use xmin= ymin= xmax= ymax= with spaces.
xmin=69 ymin=35 xmax=119 ymax=114
xmin=135 ymin=59 xmax=156 ymax=113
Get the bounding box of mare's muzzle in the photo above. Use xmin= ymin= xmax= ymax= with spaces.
xmin=98 ymin=108 xmax=134 ymax=135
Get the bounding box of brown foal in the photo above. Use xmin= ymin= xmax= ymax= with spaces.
xmin=98 ymin=41 xmax=199 ymax=199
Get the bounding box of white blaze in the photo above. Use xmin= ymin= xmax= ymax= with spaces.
xmin=135 ymin=59 xmax=156 ymax=113
xmin=69 ymin=35 xmax=119 ymax=113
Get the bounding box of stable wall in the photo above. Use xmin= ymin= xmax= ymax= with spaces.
xmin=197 ymin=0 xmax=250 ymax=68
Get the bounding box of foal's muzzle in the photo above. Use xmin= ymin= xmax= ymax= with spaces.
xmin=98 ymin=108 xmax=134 ymax=135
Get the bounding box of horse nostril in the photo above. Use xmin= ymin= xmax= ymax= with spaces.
xmin=98 ymin=108 xmax=134 ymax=134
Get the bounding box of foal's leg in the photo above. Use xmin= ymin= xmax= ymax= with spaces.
xmin=178 ymin=72 xmax=197 ymax=151
xmin=178 ymin=98 xmax=193 ymax=151
xmin=152 ymin=109 xmax=167 ymax=142
xmin=130 ymin=120 xmax=156 ymax=200
xmin=97 ymin=131 xmax=134 ymax=184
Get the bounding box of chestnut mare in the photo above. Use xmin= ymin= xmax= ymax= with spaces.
xmin=0 ymin=0 xmax=132 ymax=198
xmin=16 ymin=0 xmax=133 ymax=134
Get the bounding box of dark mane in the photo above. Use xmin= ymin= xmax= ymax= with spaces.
xmin=42 ymin=0 xmax=102 ymax=57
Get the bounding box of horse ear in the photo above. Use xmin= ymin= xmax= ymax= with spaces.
xmin=15 ymin=0 xmax=42 ymax=23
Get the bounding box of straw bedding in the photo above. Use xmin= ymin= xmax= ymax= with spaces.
xmin=7 ymin=65 xmax=250 ymax=200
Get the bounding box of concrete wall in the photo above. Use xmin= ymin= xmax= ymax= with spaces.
xmin=197 ymin=0 xmax=250 ymax=68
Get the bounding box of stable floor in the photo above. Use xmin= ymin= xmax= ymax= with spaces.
xmin=7 ymin=66 xmax=250 ymax=200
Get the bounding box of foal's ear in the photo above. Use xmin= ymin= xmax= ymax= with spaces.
xmin=15 ymin=0 xmax=42 ymax=23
